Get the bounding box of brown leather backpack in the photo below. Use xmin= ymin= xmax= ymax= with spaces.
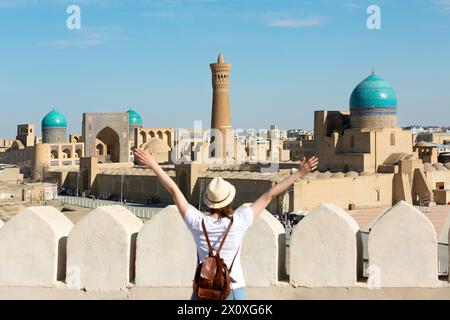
xmin=193 ymin=218 xmax=239 ymax=300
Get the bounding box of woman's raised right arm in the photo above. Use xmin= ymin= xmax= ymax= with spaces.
xmin=251 ymin=156 xmax=319 ymax=220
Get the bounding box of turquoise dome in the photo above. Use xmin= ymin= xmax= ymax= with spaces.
xmin=350 ymin=74 xmax=397 ymax=109
xmin=127 ymin=109 xmax=143 ymax=126
xmin=42 ymin=108 xmax=67 ymax=128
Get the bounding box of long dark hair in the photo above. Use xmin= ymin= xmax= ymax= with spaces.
xmin=210 ymin=204 xmax=234 ymax=220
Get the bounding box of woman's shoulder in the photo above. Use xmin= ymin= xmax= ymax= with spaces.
xmin=183 ymin=206 xmax=205 ymax=229
xmin=232 ymin=205 xmax=254 ymax=228
xmin=233 ymin=205 xmax=254 ymax=217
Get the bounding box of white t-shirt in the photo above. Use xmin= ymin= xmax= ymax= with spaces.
xmin=184 ymin=205 xmax=254 ymax=289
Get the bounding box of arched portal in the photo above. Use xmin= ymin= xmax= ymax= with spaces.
xmin=96 ymin=127 xmax=120 ymax=163
xmin=63 ymin=148 xmax=72 ymax=159
xmin=82 ymin=113 xmax=130 ymax=163
xmin=140 ymin=131 xmax=148 ymax=145
xmin=96 ymin=144 xmax=104 ymax=156
xmin=164 ymin=130 xmax=172 ymax=147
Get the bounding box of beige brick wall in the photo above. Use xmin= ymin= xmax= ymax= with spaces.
xmin=293 ymin=174 xmax=394 ymax=211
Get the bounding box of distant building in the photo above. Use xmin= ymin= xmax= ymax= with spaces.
xmin=315 ymin=73 xmax=415 ymax=173
xmin=1 ymin=108 xmax=83 ymax=179
xmin=0 ymin=140 xmax=13 ymax=153
xmin=287 ymin=129 xmax=314 ymax=140
xmin=414 ymin=131 xmax=450 ymax=145
xmin=0 ymin=164 xmax=22 ymax=183
xmin=283 ymin=130 xmax=315 ymax=161
xmin=42 ymin=108 xmax=68 ymax=144
xmin=414 ymin=141 xmax=450 ymax=164
xmin=16 ymin=124 xmax=35 ymax=147
xmin=0 ymin=106 xmax=180 ymax=180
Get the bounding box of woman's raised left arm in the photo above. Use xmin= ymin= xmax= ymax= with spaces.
xmin=134 ymin=148 xmax=190 ymax=218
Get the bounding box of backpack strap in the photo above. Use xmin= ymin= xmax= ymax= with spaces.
xmin=201 ymin=218 xmax=214 ymax=255
xmin=229 ymin=247 xmax=241 ymax=287
xmin=216 ymin=217 xmax=234 ymax=256
xmin=201 ymin=216 xmax=235 ymax=258
xmin=229 ymin=246 xmax=240 ymax=272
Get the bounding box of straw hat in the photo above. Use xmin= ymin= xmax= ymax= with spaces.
xmin=203 ymin=177 xmax=236 ymax=209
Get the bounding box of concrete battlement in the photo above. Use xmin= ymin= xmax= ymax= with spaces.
xmin=0 ymin=201 xmax=449 ymax=299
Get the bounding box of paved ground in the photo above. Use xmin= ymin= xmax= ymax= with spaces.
xmin=1 ymin=284 xmax=450 ymax=300
xmin=60 ymin=206 xmax=93 ymax=224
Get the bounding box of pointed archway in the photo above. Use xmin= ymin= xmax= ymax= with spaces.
xmin=96 ymin=127 xmax=120 ymax=163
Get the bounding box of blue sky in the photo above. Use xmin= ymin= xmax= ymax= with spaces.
xmin=0 ymin=0 xmax=449 ymax=137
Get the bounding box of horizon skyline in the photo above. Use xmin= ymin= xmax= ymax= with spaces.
xmin=2 ymin=100 xmax=449 ymax=141
xmin=1 ymin=0 xmax=449 ymax=137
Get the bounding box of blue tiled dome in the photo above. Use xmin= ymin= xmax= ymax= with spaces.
xmin=350 ymin=74 xmax=397 ymax=109
xmin=42 ymin=108 xmax=67 ymax=128
xmin=127 ymin=109 xmax=143 ymax=126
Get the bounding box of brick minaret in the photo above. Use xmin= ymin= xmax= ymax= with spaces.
xmin=210 ymin=53 xmax=232 ymax=159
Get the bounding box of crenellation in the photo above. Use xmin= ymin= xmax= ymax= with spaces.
xmin=0 ymin=203 xmax=447 ymax=292
xmin=135 ymin=205 xmax=197 ymax=287
xmin=368 ymin=201 xmax=439 ymax=288
xmin=0 ymin=206 xmax=73 ymax=287
xmin=290 ymin=204 xmax=361 ymax=287
xmin=66 ymin=205 xmax=143 ymax=291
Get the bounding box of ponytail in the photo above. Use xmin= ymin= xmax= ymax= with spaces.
xmin=210 ymin=204 xmax=234 ymax=220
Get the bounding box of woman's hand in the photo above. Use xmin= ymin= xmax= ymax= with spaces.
xmin=298 ymin=156 xmax=319 ymax=177
xmin=134 ymin=148 xmax=156 ymax=168
xmin=251 ymin=155 xmax=319 ymax=219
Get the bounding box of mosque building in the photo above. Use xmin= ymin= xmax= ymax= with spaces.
xmin=0 ymin=104 xmax=178 ymax=180
xmin=350 ymin=73 xmax=399 ymax=129
xmin=0 ymin=108 xmax=84 ymax=178
xmin=127 ymin=109 xmax=143 ymax=136
xmin=42 ymin=108 xmax=68 ymax=144
xmin=315 ymin=72 xmax=415 ymax=173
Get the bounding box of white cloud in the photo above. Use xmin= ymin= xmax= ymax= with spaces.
xmin=163 ymin=0 xmax=218 ymax=3
xmin=433 ymin=0 xmax=450 ymax=12
xmin=38 ymin=27 xmax=123 ymax=49
xmin=0 ymin=0 xmax=106 ymax=8
xmin=40 ymin=37 xmax=103 ymax=49
xmin=142 ymin=11 xmax=184 ymax=18
xmin=340 ymin=2 xmax=364 ymax=11
xmin=0 ymin=0 xmax=38 ymax=7
xmin=267 ymin=17 xmax=324 ymax=28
